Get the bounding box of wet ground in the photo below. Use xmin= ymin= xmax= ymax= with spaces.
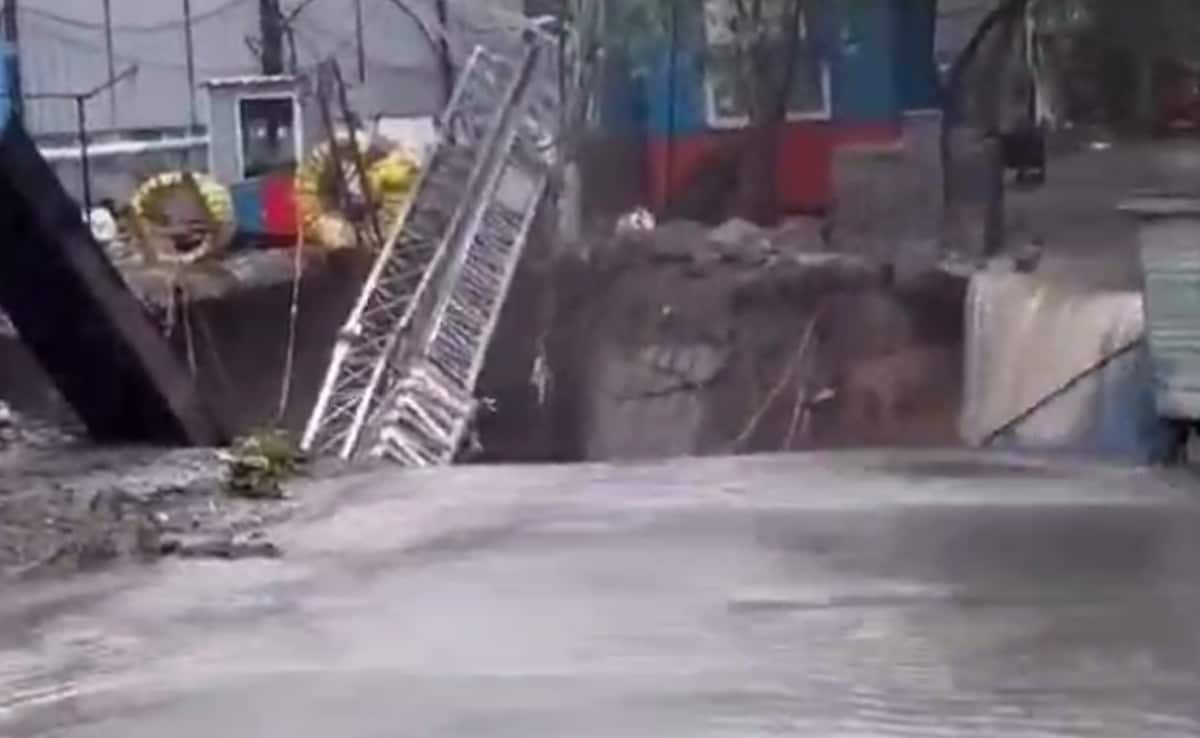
xmin=0 ymin=443 xmax=295 ymax=578
xmin=1008 ymin=137 xmax=1200 ymax=289
xmin=1 ymin=450 xmax=1198 ymax=736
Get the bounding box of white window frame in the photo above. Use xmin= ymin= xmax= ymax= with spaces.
xmin=701 ymin=1 xmax=833 ymax=130
xmin=234 ymin=91 xmax=303 ymax=180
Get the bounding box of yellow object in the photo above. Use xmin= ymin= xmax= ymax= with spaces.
xmin=369 ymin=150 xmax=420 ymax=203
xmin=294 ymin=133 xmax=420 ymax=250
xmin=129 ymin=171 xmax=235 ymax=265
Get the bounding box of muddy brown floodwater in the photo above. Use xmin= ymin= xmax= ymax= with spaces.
xmin=1 ymin=450 xmax=1198 ymax=737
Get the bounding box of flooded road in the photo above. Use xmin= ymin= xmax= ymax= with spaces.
xmin=2 ymin=451 xmax=1199 ymax=736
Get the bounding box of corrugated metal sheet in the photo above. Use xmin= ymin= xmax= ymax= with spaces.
xmin=15 ymin=0 xmax=522 ymax=136
xmin=1 ymin=40 xmax=13 ymax=125
xmin=19 ymin=0 xmax=260 ymax=135
xmin=1130 ymin=197 xmax=1200 ymax=420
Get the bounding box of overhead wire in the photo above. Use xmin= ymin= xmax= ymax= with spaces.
xmin=19 ymin=0 xmax=262 ymax=75
xmin=21 ymin=0 xmax=549 ymax=79
xmin=20 ymin=0 xmax=255 ymax=34
xmin=22 ymin=0 xmax=563 ymax=134
xmin=23 ymin=26 xmax=258 ymax=75
xmin=287 ymin=18 xmax=433 ymax=73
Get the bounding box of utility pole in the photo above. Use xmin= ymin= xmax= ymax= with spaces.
xmin=259 ymin=0 xmax=284 ymax=75
xmin=182 ymin=0 xmax=198 ymax=132
xmin=2 ymin=0 xmax=21 ymax=120
xmin=436 ymin=0 xmax=452 ymax=104
xmin=26 ymin=65 xmax=138 ymax=216
xmin=1 ymin=0 xmax=15 ymax=51
xmin=1 ymin=0 xmax=16 ymax=53
xmin=101 ymin=0 xmax=117 ymax=128
xmin=354 ymin=0 xmax=366 ymax=83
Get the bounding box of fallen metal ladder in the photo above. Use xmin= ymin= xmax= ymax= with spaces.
xmin=303 ymin=33 xmax=559 ymax=463
xmin=301 ymin=46 xmax=526 ymax=458
xmin=364 ymin=37 xmax=559 ymax=465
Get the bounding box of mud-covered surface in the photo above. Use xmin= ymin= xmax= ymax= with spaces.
xmin=0 ymin=430 xmax=299 ymax=579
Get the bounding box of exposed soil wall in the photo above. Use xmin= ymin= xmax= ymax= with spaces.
xmin=0 ymin=251 xmax=368 ymax=441
xmin=0 ymin=220 xmax=967 ymax=465
xmin=175 ymin=253 xmax=368 ymax=436
xmin=539 ymin=221 xmax=968 ymax=462
xmin=471 ymin=210 xmax=560 ymax=463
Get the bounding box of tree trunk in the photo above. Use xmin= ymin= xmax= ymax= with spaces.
xmin=734 ymin=125 xmax=780 ymax=225
xmin=734 ymin=64 xmax=783 ymax=225
xmin=941 ymin=0 xmax=1030 ymax=205
xmin=732 ymin=0 xmax=806 ymax=226
xmin=983 ymin=135 xmax=1005 ymax=258
xmin=1134 ymin=56 xmax=1155 ymax=129
xmin=259 ymin=0 xmax=285 ymax=75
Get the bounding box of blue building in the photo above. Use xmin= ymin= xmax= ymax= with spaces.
xmin=597 ymin=0 xmax=940 ymax=212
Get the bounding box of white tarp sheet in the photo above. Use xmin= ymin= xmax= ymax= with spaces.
xmin=960 ymin=271 xmax=1167 ymax=460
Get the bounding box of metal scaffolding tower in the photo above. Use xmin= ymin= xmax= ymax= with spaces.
xmin=302 ymin=32 xmax=560 ymax=464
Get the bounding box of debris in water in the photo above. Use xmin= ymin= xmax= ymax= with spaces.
xmin=160 ymin=530 xmax=281 ymax=560
xmin=615 ymin=207 xmax=656 ymax=235
xmin=218 ymin=429 xmax=306 ymax=500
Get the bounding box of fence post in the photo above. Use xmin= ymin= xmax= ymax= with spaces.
xmin=102 ymin=0 xmax=117 ymax=128
xmin=76 ymin=95 xmax=91 ymax=215
xmin=183 ymin=0 xmax=198 ymax=132
xmin=2 ymin=0 xmax=20 ymax=121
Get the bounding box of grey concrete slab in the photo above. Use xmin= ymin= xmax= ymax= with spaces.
xmin=2 ymin=450 xmax=1200 ymax=736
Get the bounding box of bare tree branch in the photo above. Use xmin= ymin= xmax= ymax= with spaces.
xmin=944 ymin=0 xmax=1031 ymax=105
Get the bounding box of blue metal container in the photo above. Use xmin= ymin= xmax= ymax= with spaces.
xmin=230 ymin=178 xmax=266 ymax=236
xmin=1125 ymin=194 xmax=1200 ymax=420
xmin=0 ymin=41 xmax=14 ymax=129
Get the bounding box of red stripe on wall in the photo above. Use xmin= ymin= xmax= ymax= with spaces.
xmin=647 ymin=122 xmax=835 ymax=215
xmin=831 ymin=122 xmax=904 ymax=150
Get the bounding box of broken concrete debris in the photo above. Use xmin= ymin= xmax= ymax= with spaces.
xmin=614 ymin=207 xmax=657 ymax=235
xmin=0 ymin=401 xmax=81 ymax=453
xmin=707 ymin=217 xmax=764 ymax=248
xmin=0 ymin=447 xmax=295 ymax=578
xmin=610 ymin=216 xmax=833 ymax=275
xmin=160 ymin=530 xmax=281 ymax=560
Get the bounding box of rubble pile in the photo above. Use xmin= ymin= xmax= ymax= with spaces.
xmin=0 ymin=401 xmax=80 ymax=453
